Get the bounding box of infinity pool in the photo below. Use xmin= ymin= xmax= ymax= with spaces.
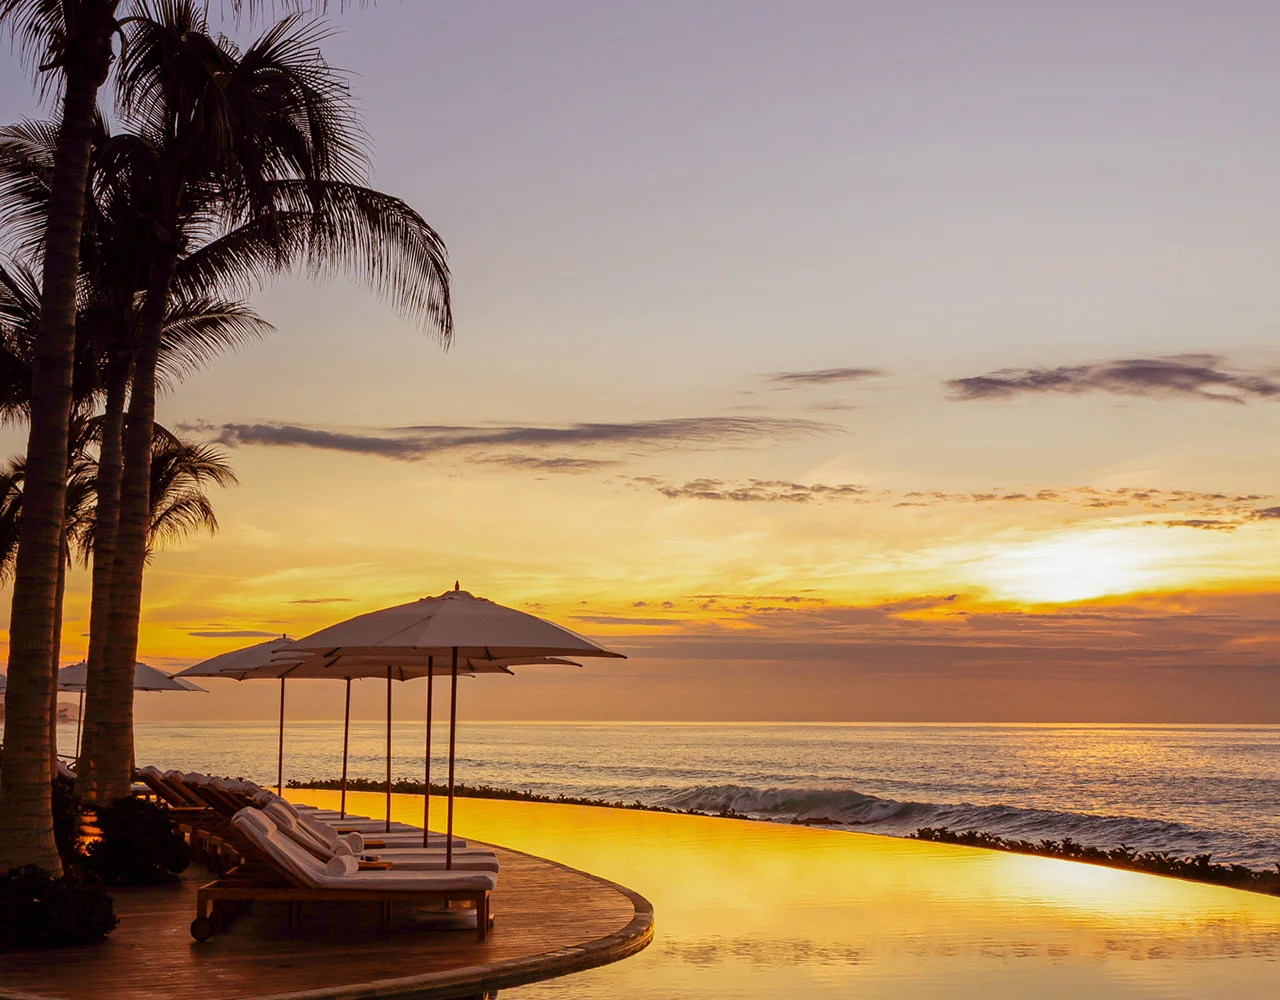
xmin=301 ymin=790 xmax=1280 ymax=999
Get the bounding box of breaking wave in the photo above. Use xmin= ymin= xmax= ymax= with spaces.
xmin=654 ymin=784 xmax=1280 ymax=867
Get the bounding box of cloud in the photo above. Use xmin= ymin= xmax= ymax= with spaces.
xmin=210 ymin=417 xmax=837 ymax=464
xmin=1158 ymin=519 xmax=1240 ymax=531
xmin=947 ymin=355 xmax=1280 ymax=404
xmin=571 ymin=614 xmax=687 ymax=627
xmin=647 ymin=478 xmax=869 ymax=503
xmin=894 ymin=486 xmax=1267 ymax=518
xmin=187 ymin=630 xmax=283 ymax=638
xmin=1253 ymin=507 xmax=1280 ymax=520
xmin=764 ymin=367 xmax=884 ymax=388
xmin=472 ymin=455 xmax=619 ymax=473
xmin=286 ymin=598 xmax=353 ymax=605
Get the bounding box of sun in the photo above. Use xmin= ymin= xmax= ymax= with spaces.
xmin=976 ymin=530 xmax=1169 ymax=604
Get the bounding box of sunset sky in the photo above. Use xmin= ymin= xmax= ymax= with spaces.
xmin=4 ymin=1 xmax=1280 ymax=721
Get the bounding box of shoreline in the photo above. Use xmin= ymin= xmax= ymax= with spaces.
xmin=289 ymin=777 xmax=1280 ymax=897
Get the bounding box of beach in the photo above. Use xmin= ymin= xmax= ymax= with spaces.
xmin=299 ymin=790 xmax=1280 ymax=1000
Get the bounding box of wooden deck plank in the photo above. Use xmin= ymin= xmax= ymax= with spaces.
xmin=0 ymin=840 xmax=653 ymax=1000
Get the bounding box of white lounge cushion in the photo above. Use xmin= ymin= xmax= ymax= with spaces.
xmin=326 ymin=854 xmax=358 ymax=876
xmin=366 ymin=849 xmax=499 ymax=873
xmin=262 ymin=802 xmax=336 ymax=859
xmin=231 ymin=809 xmax=496 ymax=892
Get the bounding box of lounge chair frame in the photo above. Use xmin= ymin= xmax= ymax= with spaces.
xmin=192 ymin=831 xmax=492 ymax=943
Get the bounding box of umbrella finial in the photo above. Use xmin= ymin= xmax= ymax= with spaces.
xmin=454 ymin=580 xmax=460 ymax=591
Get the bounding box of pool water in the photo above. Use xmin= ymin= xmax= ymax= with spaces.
xmin=299 ymin=790 xmax=1280 ymax=999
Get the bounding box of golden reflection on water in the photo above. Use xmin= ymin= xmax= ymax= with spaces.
xmin=293 ymin=790 xmax=1280 ymax=999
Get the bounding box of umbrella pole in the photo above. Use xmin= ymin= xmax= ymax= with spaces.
xmin=340 ymin=678 xmax=351 ymax=819
xmin=386 ymin=665 xmax=393 ymax=833
xmin=276 ymin=677 xmax=286 ymax=796
xmin=423 ymin=657 xmax=433 ymax=848
xmin=74 ymin=689 xmax=84 ymax=759
xmin=447 ymin=647 xmax=458 ymax=870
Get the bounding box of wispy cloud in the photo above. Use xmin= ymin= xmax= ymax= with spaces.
xmin=188 ymin=630 xmax=283 ymax=638
xmin=650 ymin=478 xmax=870 ymax=503
xmin=947 ymin=355 xmax=1280 ymax=404
xmin=571 ymin=614 xmax=688 ymax=627
xmin=639 ymin=479 xmax=1272 ymax=523
xmin=206 ymin=417 xmax=838 ymax=465
xmin=896 ymin=486 xmax=1266 ymax=515
xmin=472 ymin=455 xmax=619 ymax=473
xmin=286 ymin=598 xmax=353 ymax=605
xmin=764 ymin=367 xmax=884 ymax=388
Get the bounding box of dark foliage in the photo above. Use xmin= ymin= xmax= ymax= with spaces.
xmin=82 ymin=797 xmax=190 ymax=886
xmin=51 ymin=775 xmax=87 ymax=867
xmin=912 ymin=826 xmax=1280 ymax=897
xmin=0 ymin=866 xmax=118 ymax=949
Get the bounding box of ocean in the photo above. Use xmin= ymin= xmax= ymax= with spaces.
xmin=106 ymin=721 xmax=1280 ymax=868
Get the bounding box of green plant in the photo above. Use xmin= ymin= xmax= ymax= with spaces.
xmin=0 ymin=865 xmax=117 ymax=949
xmin=82 ymin=797 xmax=189 ymax=886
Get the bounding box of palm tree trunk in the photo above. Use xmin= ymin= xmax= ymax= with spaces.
xmin=0 ymin=31 xmax=116 ymax=872
xmin=49 ymin=540 xmax=67 ymax=779
xmin=76 ymin=360 xmax=129 ymax=780
xmin=82 ymin=255 xmax=175 ymax=805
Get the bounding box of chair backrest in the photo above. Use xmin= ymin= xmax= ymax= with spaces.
xmin=231 ymin=808 xmax=330 ymax=888
xmin=262 ymin=801 xmax=338 ymax=859
xmin=137 ymin=766 xmax=184 ymax=807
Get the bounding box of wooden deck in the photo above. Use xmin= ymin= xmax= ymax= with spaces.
xmin=0 ymin=841 xmax=653 ymax=1000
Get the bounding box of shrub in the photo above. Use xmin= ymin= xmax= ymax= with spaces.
xmin=0 ymin=866 xmax=118 ymax=949
xmin=52 ymin=777 xmax=88 ymax=869
xmin=83 ymin=797 xmax=190 ymax=886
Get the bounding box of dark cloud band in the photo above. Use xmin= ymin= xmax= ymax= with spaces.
xmin=948 ymin=356 xmax=1280 ymax=404
xmin=210 ymin=416 xmax=838 ymax=463
xmin=764 ymin=367 xmax=884 ymax=388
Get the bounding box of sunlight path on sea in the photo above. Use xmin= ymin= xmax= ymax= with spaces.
xmin=299 ymin=790 xmax=1280 ymax=999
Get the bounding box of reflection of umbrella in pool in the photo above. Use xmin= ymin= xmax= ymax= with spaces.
xmin=283 ymin=585 xmax=624 ymax=865
xmin=57 ymin=661 xmax=207 ymax=757
xmin=177 ymin=637 xmax=574 ymax=833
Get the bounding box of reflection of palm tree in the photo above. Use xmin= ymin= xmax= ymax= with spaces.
xmin=78 ymin=1 xmax=451 ymax=804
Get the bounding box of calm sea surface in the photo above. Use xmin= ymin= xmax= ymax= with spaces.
xmin=114 ymin=720 xmax=1280 ymax=868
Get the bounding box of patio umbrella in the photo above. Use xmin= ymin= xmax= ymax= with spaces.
xmin=57 ymin=662 xmax=207 ymax=757
xmin=179 ymin=638 xmax=573 ymax=830
xmin=284 ymin=585 xmax=624 ymax=865
xmin=240 ymin=651 xmax=577 ymax=835
xmin=176 ymin=637 xmax=302 ymax=798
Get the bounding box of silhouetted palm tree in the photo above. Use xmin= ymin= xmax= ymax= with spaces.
xmin=0 ymin=421 xmax=234 ymax=771
xmin=0 ymin=0 xmax=368 ymax=875
xmin=74 ymin=0 xmax=450 ymax=804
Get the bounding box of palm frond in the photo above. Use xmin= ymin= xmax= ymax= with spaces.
xmin=158 ymin=295 xmax=274 ymax=383
xmin=175 ymin=179 xmax=452 ymax=339
xmin=146 ymin=429 xmax=237 ymax=552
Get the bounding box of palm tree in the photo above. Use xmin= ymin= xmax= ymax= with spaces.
xmin=75 ymin=0 xmax=451 ymax=805
xmin=0 ymin=423 xmax=235 ymax=772
xmin=0 ymin=105 xmax=271 ymax=797
xmin=0 ymin=0 xmax=367 ymax=875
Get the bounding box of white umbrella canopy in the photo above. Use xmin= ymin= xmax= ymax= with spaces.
xmin=282 ymin=586 xmax=626 ymax=664
xmin=56 ymin=662 xmax=205 ymax=758
xmin=175 ymin=636 xmax=299 ymax=680
xmin=58 ymin=661 xmax=207 ymax=693
xmin=283 ymin=586 xmax=624 ymax=860
xmin=175 ymin=632 xmax=581 ymax=828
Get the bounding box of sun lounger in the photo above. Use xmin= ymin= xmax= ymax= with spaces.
xmin=252 ymin=791 xmax=465 ymax=849
xmin=260 ymin=802 xmax=500 ymax=872
xmin=192 ymin=809 xmax=495 ymax=942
